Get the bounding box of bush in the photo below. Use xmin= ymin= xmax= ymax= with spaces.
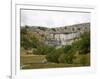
xmin=58 ymin=53 xmax=67 ymax=63
xmin=46 ymin=48 xmax=64 ymax=63
xmin=78 ymin=32 xmax=90 ymax=54
xmin=58 ymin=45 xmax=74 ymax=64
xmin=63 ymin=45 xmax=71 ymax=54
xmin=21 ymin=28 xmax=38 ymax=49
xmin=65 ymin=54 xmax=75 ymax=64
xmin=34 ymin=45 xmax=55 ymax=55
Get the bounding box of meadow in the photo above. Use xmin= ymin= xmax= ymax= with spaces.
xmin=20 ymin=54 xmax=90 ymax=69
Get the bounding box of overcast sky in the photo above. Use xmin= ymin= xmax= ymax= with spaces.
xmin=21 ymin=9 xmax=90 ymax=28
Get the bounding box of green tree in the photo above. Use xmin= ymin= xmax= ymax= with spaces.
xmin=58 ymin=53 xmax=67 ymax=63
xmin=20 ymin=26 xmax=41 ymax=50
xmin=46 ymin=48 xmax=63 ymax=63
xmin=79 ymin=32 xmax=90 ymax=54
xmin=63 ymin=45 xmax=71 ymax=54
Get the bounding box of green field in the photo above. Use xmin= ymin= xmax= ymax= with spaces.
xmin=20 ymin=55 xmax=88 ymax=69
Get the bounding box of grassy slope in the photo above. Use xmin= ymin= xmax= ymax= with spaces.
xmin=20 ymin=54 xmax=90 ymax=69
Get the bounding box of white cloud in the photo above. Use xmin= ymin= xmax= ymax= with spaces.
xmin=21 ymin=9 xmax=90 ymax=28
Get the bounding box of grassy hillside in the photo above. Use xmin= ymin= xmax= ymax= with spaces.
xmin=20 ymin=53 xmax=90 ymax=69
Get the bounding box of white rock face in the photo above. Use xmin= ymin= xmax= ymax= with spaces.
xmin=45 ymin=23 xmax=90 ymax=47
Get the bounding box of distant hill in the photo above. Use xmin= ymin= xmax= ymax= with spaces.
xmin=21 ymin=23 xmax=90 ymax=34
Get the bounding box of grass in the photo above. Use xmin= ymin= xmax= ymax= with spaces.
xmin=21 ymin=63 xmax=83 ymax=69
xmin=20 ymin=55 xmax=46 ymax=64
xmin=73 ymin=53 xmax=90 ymax=66
xmin=20 ymin=54 xmax=89 ymax=69
xmin=20 ymin=48 xmax=90 ymax=69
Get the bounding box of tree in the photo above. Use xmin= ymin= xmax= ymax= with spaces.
xmin=20 ymin=26 xmax=42 ymax=50
xmin=58 ymin=53 xmax=67 ymax=63
xmin=63 ymin=45 xmax=71 ymax=54
xmin=79 ymin=32 xmax=90 ymax=54
xmin=46 ymin=48 xmax=63 ymax=63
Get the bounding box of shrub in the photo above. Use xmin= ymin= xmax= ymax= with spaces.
xmin=63 ymin=45 xmax=71 ymax=54
xmin=78 ymin=32 xmax=90 ymax=54
xmin=46 ymin=48 xmax=63 ymax=63
xmin=34 ymin=45 xmax=55 ymax=55
xmin=58 ymin=53 xmax=67 ymax=63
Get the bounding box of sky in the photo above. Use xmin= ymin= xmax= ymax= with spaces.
xmin=21 ymin=9 xmax=90 ymax=28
